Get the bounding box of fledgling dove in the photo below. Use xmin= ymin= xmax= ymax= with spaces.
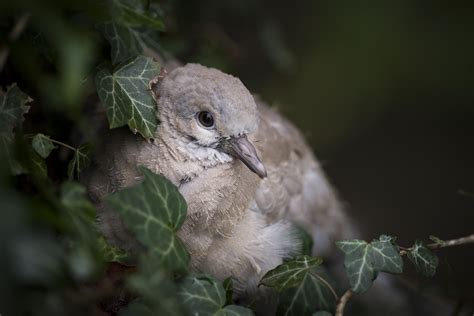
xmin=83 ymin=63 xmax=355 ymax=297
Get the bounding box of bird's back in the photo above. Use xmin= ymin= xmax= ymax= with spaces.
xmin=252 ymin=99 xmax=357 ymax=257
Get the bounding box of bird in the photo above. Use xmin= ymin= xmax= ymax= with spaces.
xmin=82 ymin=63 xmax=356 ymax=297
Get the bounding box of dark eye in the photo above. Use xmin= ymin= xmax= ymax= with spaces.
xmin=197 ymin=111 xmax=214 ymax=128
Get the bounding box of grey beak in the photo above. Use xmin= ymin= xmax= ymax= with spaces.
xmin=228 ymin=135 xmax=267 ymax=178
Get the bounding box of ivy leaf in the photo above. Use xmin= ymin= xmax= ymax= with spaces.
xmin=223 ymin=277 xmax=234 ymax=305
xmin=98 ymin=21 xmax=143 ymax=64
xmin=107 ymin=166 xmax=189 ymax=271
xmin=178 ymin=275 xmax=254 ymax=316
xmin=95 ymin=56 xmax=160 ymax=139
xmin=370 ymin=235 xmax=403 ymax=274
xmin=276 ymin=267 xmax=337 ymax=315
xmin=407 ymin=239 xmax=439 ymax=277
xmin=218 ymin=305 xmax=254 ymax=316
xmin=67 ymin=143 xmax=91 ymax=180
xmin=98 ymin=236 xmax=132 ymax=265
xmin=0 ymin=84 xmax=32 ymax=173
xmin=296 ymin=227 xmax=314 ymax=256
xmin=113 ymin=0 xmax=165 ymax=30
xmin=125 ymin=256 xmax=184 ymax=316
xmin=32 ymin=134 xmax=57 ymax=159
xmin=336 ymin=240 xmax=374 ymax=293
xmin=0 ymin=84 xmax=31 ymax=137
xmin=60 ymin=181 xmax=97 ymax=242
xmin=259 ymin=255 xmax=323 ymax=291
xmin=30 ymin=149 xmax=48 ymax=178
xmin=429 ymin=235 xmax=444 ymax=244
xmin=336 ymin=235 xmax=403 ymax=293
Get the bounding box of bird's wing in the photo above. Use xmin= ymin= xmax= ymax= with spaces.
xmin=252 ymin=98 xmax=358 ymax=256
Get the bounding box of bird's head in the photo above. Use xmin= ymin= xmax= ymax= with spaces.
xmin=153 ymin=63 xmax=267 ymax=178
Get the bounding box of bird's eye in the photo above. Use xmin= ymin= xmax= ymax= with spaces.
xmin=197 ymin=111 xmax=214 ymax=128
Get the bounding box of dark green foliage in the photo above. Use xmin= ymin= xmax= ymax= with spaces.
xmin=95 ymin=56 xmax=160 ymax=139
xmin=336 ymin=235 xmax=403 ymax=293
xmin=260 ymin=256 xmax=337 ymax=314
xmin=407 ymin=240 xmax=439 ymax=277
xmin=107 ymin=166 xmax=189 ymax=271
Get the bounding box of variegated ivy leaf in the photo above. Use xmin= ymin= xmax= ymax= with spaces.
xmin=0 ymin=84 xmax=32 ymax=174
xmin=259 ymin=255 xmax=323 ymax=291
xmin=107 ymin=166 xmax=189 ymax=271
xmin=407 ymin=239 xmax=438 ymax=277
xmin=336 ymin=235 xmax=403 ymax=293
xmin=178 ymin=275 xmax=254 ymax=316
xmin=0 ymin=84 xmax=31 ymax=137
xmin=370 ymin=235 xmax=403 ymax=274
xmin=95 ymin=56 xmax=159 ymax=139
xmin=276 ymin=267 xmax=337 ymax=315
xmin=32 ymin=133 xmax=57 ymax=159
xmin=67 ymin=143 xmax=91 ymax=180
xmin=98 ymin=21 xmax=144 ymax=65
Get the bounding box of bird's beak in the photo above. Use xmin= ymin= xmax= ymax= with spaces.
xmin=227 ymin=135 xmax=267 ymax=178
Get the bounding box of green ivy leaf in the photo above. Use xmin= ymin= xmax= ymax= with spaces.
xmin=407 ymin=239 xmax=439 ymax=277
xmin=124 ymin=256 xmax=184 ymax=316
xmin=98 ymin=21 xmax=144 ymax=64
xmin=217 ymin=305 xmax=254 ymax=316
xmin=113 ymin=0 xmax=165 ymax=30
xmin=98 ymin=236 xmax=132 ymax=265
xmin=259 ymin=255 xmax=323 ymax=292
xmin=336 ymin=235 xmax=403 ymax=293
xmin=29 ymin=146 xmax=48 ymax=178
xmin=223 ymin=277 xmax=234 ymax=305
xmin=60 ymin=181 xmax=97 ymax=241
xmin=276 ymin=267 xmax=337 ymax=315
xmin=107 ymin=166 xmax=189 ymax=271
xmin=0 ymin=84 xmax=31 ymax=136
xmin=370 ymin=236 xmax=403 ymax=274
xmin=178 ymin=275 xmax=254 ymax=316
xmin=429 ymin=235 xmax=444 ymax=244
xmin=32 ymin=134 xmax=57 ymax=159
xmin=95 ymin=56 xmax=160 ymax=139
xmin=296 ymin=227 xmax=314 ymax=256
xmin=0 ymin=84 xmax=32 ymax=174
xmin=67 ymin=143 xmax=91 ymax=180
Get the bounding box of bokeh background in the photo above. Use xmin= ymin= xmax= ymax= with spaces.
xmin=163 ymin=0 xmax=474 ymax=312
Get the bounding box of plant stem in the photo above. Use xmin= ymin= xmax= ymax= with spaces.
xmin=49 ymin=138 xmax=77 ymax=152
xmin=0 ymin=13 xmax=30 ymax=73
xmin=335 ymin=233 xmax=474 ymax=315
xmin=335 ymin=289 xmax=352 ymax=316
xmin=399 ymin=234 xmax=474 ymax=256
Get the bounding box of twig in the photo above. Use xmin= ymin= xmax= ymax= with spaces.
xmin=335 ymin=289 xmax=352 ymax=316
xmin=400 ymin=234 xmax=474 ymax=256
xmin=0 ymin=13 xmax=30 ymax=73
xmin=335 ymin=233 xmax=474 ymax=315
xmin=49 ymin=138 xmax=77 ymax=152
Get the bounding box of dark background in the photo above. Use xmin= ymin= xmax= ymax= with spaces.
xmin=164 ymin=0 xmax=474 ymax=310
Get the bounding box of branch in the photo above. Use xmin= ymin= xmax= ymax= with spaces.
xmin=335 ymin=233 xmax=474 ymax=316
xmin=334 ymin=289 xmax=352 ymax=316
xmin=0 ymin=13 xmax=30 ymax=73
xmin=400 ymin=234 xmax=474 ymax=256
